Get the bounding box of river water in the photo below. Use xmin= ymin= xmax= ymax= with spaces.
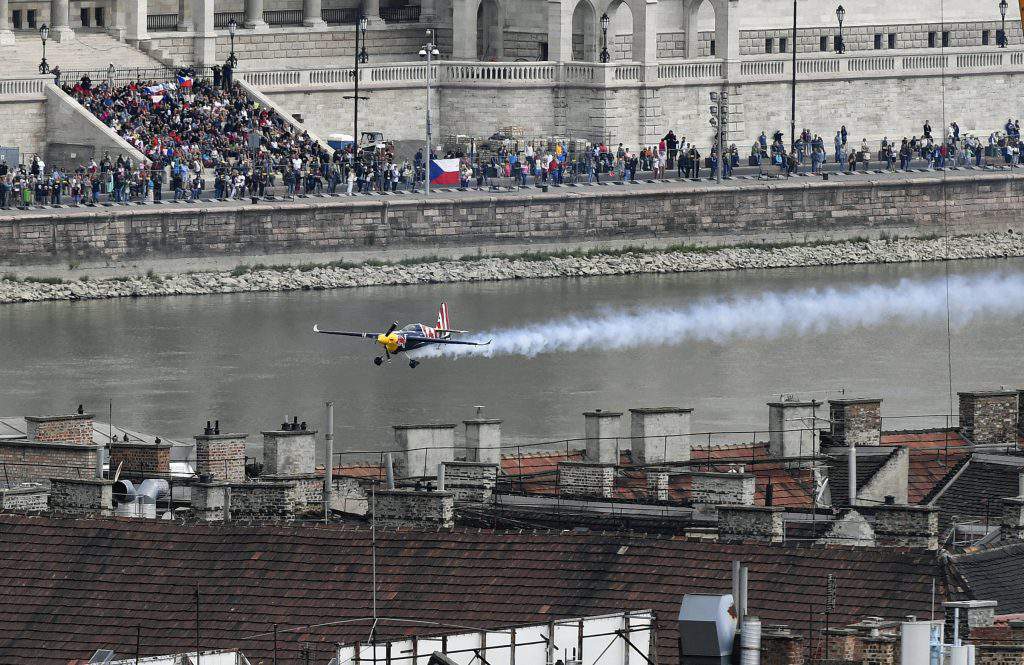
xmin=2 ymin=258 xmax=1022 ymax=462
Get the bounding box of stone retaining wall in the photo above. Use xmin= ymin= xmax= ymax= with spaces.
xmin=2 ymin=173 xmax=1024 ymax=264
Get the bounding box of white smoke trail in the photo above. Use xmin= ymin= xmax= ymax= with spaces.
xmin=416 ymin=271 xmax=1024 ymax=359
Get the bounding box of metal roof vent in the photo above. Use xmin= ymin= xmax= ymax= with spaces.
xmin=678 ymin=593 xmax=737 ymax=663
xmin=87 ymin=649 xmax=116 ymax=664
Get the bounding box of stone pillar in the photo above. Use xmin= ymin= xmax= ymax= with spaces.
xmin=302 ymin=0 xmax=325 ymax=28
xmin=828 ymin=398 xmax=883 ymax=447
xmin=464 ymin=418 xmax=502 ymax=465
xmin=546 ymin=0 xmax=572 ymax=62
xmin=50 ymin=0 xmax=75 ymax=41
xmin=122 ymin=0 xmax=149 ymax=42
xmin=363 ymin=0 xmax=382 ymax=25
xmin=630 ymin=407 xmax=692 ymax=465
xmin=628 ymin=0 xmax=657 ymax=76
xmin=105 ymin=0 xmax=126 ymax=40
xmin=959 ymin=390 xmax=1019 ymax=445
xmin=177 ymin=0 xmax=193 ymax=32
xmin=262 ymin=427 xmax=317 ymax=476
xmin=452 ymin=0 xmax=477 ymax=60
xmin=713 ymin=0 xmax=740 ymax=77
xmin=244 ymin=0 xmax=268 ymax=30
xmin=190 ymin=0 xmax=215 ymax=67
xmin=0 ymin=0 xmax=16 ymax=45
xmin=584 ymin=410 xmax=622 ymax=464
xmin=768 ymin=399 xmax=822 ymax=460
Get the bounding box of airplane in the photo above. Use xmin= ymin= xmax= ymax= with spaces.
xmin=313 ymin=303 xmax=491 ymax=368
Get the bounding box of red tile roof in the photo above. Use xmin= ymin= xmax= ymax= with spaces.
xmin=0 ymin=514 xmax=944 ymax=665
xmin=880 ymin=430 xmax=971 ymax=504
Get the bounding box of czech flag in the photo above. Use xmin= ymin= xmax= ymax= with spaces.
xmin=429 ymin=158 xmax=460 ymax=186
xmin=177 ymin=76 xmax=194 ymax=89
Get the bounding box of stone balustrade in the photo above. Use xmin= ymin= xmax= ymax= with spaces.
xmin=232 ymin=45 xmax=1024 ymax=95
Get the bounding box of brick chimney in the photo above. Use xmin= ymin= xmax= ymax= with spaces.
xmin=26 ymin=412 xmax=94 ymax=445
xmin=193 ymin=422 xmax=246 ymax=483
xmin=629 ymin=407 xmax=693 ymax=463
xmin=828 ymin=398 xmax=882 ymax=447
xmin=872 ymin=503 xmax=939 ymax=549
xmin=647 ymin=468 xmax=669 ymax=501
xmin=959 ymin=390 xmax=1019 ymax=445
xmin=108 ymin=440 xmax=172 ymax=475
xmin=393 ymin=424 xmax=455 ymax=478
xmin=584 ymin=410 xmax=622 ymax=463
xmin=689 ymin=470 xmax=756 ymax=507
xmin=1002 ymin=496 xmax=1024 ymax=540
xmin=464 ymin=417 xmax=501 ymax=465
xmin=761 ymin=626 xmax=804 ymax=665
xmin=559 ymin=461 xmax=615 ymax=498
xmin=768 ymin=399 xmax=822 ymax=460
xmin=718 ymin=505 xmax=784 ymax=543
xmin=262 ymin=420 xmax=317 ymax=476
xmin=190 ymin=481 xmax=228 ymax=522
xmin=442 ymin=460 xmax=498 ymax=503
xmin=48 ymin=478 xmax=113 ymax=516
xmin=373 ymin=488 xmax=454 ymax=528
xmin=944 ymin=600 xmax=998 ymax=642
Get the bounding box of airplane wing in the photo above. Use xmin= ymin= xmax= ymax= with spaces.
xmin=404 ymin=336 xmax=492 ymax=346
xmin=312 ymin=324 xmax=377 ymax=338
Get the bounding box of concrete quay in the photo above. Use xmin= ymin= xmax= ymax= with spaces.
xmin=2 ymin=167 xmax=1024 ymax=270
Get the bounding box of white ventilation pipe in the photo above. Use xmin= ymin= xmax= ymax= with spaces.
xmin=740 ymin=616 xmax=761 ymax=665
xmin=849 ymin=441 xmax=858 ymax=507
xmin=436 ymin=463 xmax=445 ymax=492
xmin=385 ymin=453 xmax=396 ymax=490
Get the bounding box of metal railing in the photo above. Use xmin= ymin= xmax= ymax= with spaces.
xmin=380 ymin=6 xmax=420 ymax=22
xmin=58 ymin=67 xmax=203 ymax=85
xmin=146 ymin=13 xmax=178 ymax=31
xmin=322 ymin=7 xmax=359 ymax=24
xmin=213 ymin=11 xmax=244 ymax=27
xmin=265 ymin=9 xmax=303 ymax=25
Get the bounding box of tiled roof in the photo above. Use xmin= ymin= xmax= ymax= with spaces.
xmin=827 ymin=451 xmax=892 ymax=508
xmin=0 ymin=514 xmax=943 ymax=665
xmin=934 ymin=461 xmax=1024 ymax=532
xmin=881 ymin=430 xmax=971 ymax=504
xmin=949 ymin=542 xmax=1024 ymax=614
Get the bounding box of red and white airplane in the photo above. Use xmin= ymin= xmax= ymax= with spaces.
xmin=313 ymin=303 xmax=490 ymax=368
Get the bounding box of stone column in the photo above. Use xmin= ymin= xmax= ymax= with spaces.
xmin=122 ymin=0 xmax=148 ymax=41
xmin=451 ymin=0 xmax=477 ymax=60
xmin=190 ymin=0 xmax=215 ymax=67
xmin=0 ymin=0 xmax=15 ymax=46
xmin=546 ymin=0 xmax=572 ymax=62
xmin=106 ymin=0 xmax=127 ymax=41
xmin=244 ymin=0 xmax=268 ymax=31
xmin=629 ymin=0 xmax=657 ymax=67
xmin=714 ymin=0 xmax=740 ymax=78
xmin=177 ymin=0 xmax=193 ymax=32
xmin=50 ymin=0 xmax=76 ymax=42
xmin=302 ymin=0 xmax=325 ymax=28
xmin=363 ymin=0 xmax=383 ymax=25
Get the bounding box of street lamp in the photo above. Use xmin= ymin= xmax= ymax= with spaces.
xmin=351 ymin=15 xmax=369 ymax=162
xmin=835 ymin=5 xmax=846 ymax=54
xmin=227 ymin=18 xmax=238 ymax=68
xmin=419 ymin=30 xmax=440 ymax=194
xmin=38 ymin=24 xmax=49 ymax=75
xmin=599 ymin=13 xmax=610 ymax=63
xmin=999 ymin=0 xmax=1009 ymax=47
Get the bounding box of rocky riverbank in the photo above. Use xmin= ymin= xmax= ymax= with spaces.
xmin=2 ymin=233 xmax=1023 ymax=304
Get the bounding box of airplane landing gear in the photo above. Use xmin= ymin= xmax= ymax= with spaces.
xmin=373 ymin=357 xmax=384 ymax=366
xmin=409 ymin=359 xmax=420 ymax=369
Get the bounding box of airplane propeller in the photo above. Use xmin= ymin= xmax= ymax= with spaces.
xmin=385 ymin=321 xmax=399 ymax=335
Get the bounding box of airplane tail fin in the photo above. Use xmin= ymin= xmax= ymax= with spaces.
xmin=436 ymin=302 xmax=450 ymax=338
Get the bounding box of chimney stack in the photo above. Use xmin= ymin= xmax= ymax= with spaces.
xmin=768 ymin=398 xmax=822 ymax=460
xmin=48 ymin=478 xmax=114 ymax=516
xmin=26 ymin=412 xmax=95 ymax=446
xmin=872 ymin=504 xmax=939 ymax=549
xmin=689 ymin=471 xmax=756 ymax=508
xmin=629 ymin=407 xmax=693 ymax=463
xmin=373 ymin=488 xmax=454 ymax=528
xmin=464 ymin=415 xmax=502 ymax=465
xmin=193 ymin=425 xmax=247 ymax=483
xmin=262 ymin=420 xmax=318 ymax=477
xmin=584 ymin=410 xmax=623 ymax=464
xmin=393 ymin=424 xmax=456 ymax=478
xmin=718 ymin=506 xmax=785 ymax=543
xmin=559 ymin=460 xmax=615 ymax=498
xmin=958 ymin=390 xmax=1019 ymax=445
xmin=1002 ymin=496 xmax=1024 ymax=540
xmin=828 ymin=398 xmax=882 ymax=447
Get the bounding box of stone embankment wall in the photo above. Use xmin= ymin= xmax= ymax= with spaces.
xmin=2 ymin=173 xmax=1024 ymax=265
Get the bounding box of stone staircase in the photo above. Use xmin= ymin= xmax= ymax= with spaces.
xmin=0 ymin=32 xmax=167 ymax=78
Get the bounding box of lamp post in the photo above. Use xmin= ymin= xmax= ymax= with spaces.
xmin=227 ymin=18 xmax=238 ymax=68
xmin=599 ymin=13 xmax=610 ymax=63
xmin=353 ymin=15 xmax=369 ymax=159
xmin=790 ymin=0 xmax=796 ymax=151
xmin=419 ymin=30 xmax=439 ymax=195
xmin=38 ymin=24 xmax=49 ymax=75
xmin=835 ymin=5 xmax=846 ymax=54
xmin=999 ymin=0 xmax=1009 ymax=47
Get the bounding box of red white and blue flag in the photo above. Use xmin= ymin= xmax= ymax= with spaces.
xmin=177 ymin=76 xmax=194 ymax=89
xmin=429 ymin=158 xmax=459 ymax=186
